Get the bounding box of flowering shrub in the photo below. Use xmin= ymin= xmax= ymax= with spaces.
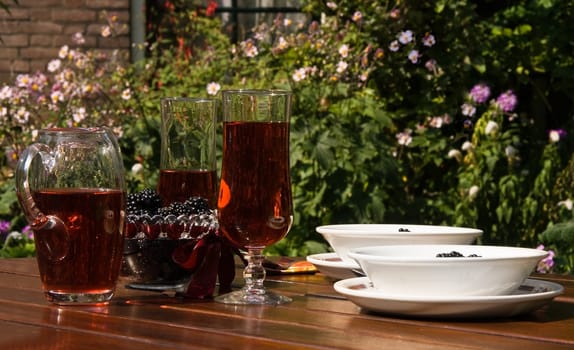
xmin=0 ymin=13 xmax=141 ymax=254
xmin=1 ymin=1 xmax=574 ymax=271
xmin=0 ymin=14 xmax=133 ymax=168
xmin=216 ymin=1 xmax=462 ymax=255
xmin=447 ymin=83 xmax=566 ymax=245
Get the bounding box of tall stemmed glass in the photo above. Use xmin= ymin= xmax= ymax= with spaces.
xmin=216 ymin=89 xmax=293 ymax=305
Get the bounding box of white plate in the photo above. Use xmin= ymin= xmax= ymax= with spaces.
xmin=306 ymin=253 xmax=360 ymax=280
xmin=334 ymin=277 xmax=563 ymax=319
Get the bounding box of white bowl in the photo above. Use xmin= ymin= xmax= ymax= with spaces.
xmin=348 ymin=244 xmax=548 ymax=297
xmin=315 ymin=224 xmax=483 ymax=264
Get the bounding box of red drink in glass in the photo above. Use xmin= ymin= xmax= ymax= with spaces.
xmin=32 ymin=188 xmax=125 ymax=297
xmin=215 ymin=89 xmax=293 ymax=305
xmin=218 ymin=121 xmax=293 ymax=248
xmin=158 ymin=169 xmax=218 ymax=207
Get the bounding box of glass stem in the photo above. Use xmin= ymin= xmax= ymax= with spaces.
xmin=243 ymin=248 xmax=266 ymax=295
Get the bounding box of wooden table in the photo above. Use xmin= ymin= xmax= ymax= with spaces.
xmin=0 ymin=258 xmax=573 ymax=349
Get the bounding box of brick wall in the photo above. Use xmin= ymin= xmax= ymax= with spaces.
xmin=0 ymin=0 xmax=131 ymax=84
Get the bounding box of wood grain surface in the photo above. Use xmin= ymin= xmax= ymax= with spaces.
xmin=0 ymin=258 xmax=572 ymax=350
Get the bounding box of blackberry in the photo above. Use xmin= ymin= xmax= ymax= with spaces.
xmin=166 ymin=201 xmax=190 ymax=217
xmin=435 ymin=251 xmax=481 ymax=258
xmin=127 ymin=188 xmax=162 ymax=215
xmin=436 ymin=251 xmax=465 ymax=258
xmin=183 ymin=196 xmax=210 ymax=215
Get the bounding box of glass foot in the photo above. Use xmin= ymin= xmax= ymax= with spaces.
xmin=215 ymin=288 xmax=291 ymax=305
xmin=45 ymin=289 xmax=115 ymax=305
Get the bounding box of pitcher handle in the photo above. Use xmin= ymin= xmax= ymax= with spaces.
xmin=15 ymin=143 xmax=69 ymax=262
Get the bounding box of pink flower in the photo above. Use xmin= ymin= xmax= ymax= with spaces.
xmin=428 ymin=116 xmax=444 ymax=128
xmin=338 ymin=44 xmax=349 ymax=58
xmin=241 ymin=39 xmax=259 ymax=58
xmin=101 ymin=25 xmax=111 ymax=38
xmin=548 ymin=129 xmax=567 ymax=143
xmin=72 ymin=32 xmax=85 ymax=45
xmin=398 ymin=30 xmax=414 ymax=44
xmin=206 ymin=82 xmax=221 ymax=95
xmin=422 ymin=32 xmax=436 ymax=47
xmin=326 ymin=2 xmax=337 ymax=10
xmin=408 ymin=50 xmax=419 ymax=64
xmin=292 ymin=68 xmax=307 ymax=82
xmin=461 ymin=103 xmax=476 ymax=117
xmin=352 ymin=11 xmax=362 ymax=22
xmin=396 ymin=129 xmax=412 ymax=146
xmin=336 ymin=61 xmax=348 ymax=73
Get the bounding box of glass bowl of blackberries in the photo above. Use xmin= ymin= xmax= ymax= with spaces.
xmin=121 ymin=188 xmax=218 ymax=288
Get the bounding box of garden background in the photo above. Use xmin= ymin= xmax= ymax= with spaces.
xmin=1 ymin=0 xmax=573 ymax=273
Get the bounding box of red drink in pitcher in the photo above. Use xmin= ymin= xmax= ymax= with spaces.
xmin=218 ymin=121 xmax=293 ymax=248
xmin=32 ymin=188 xmax=125 ymax=295
xmin=157 ymin=169 xmax=218 ymax=207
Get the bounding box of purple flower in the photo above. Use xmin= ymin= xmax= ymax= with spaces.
xmin=495 ymin=90 xmax=518 ymax=112
xmin=536 ymin=245 xmax=555 ymax=273
xmin=0 ymin=220 xmax=9 ymax=234
xmin=469 ymin=84 xmax=490 ymax=104
xmin=22 ymin=225 xmax=33 ymax=240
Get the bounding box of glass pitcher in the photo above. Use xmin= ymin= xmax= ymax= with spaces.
xmin=15 ymin=127 xmax=127 ymax=305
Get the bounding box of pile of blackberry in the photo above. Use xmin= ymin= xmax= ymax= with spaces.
xmin=126 ymin=189 xmax=210 ymax=217
xmin=125 ymin=189 xmax=215 ymax=240
xmin=158 ymin=197 xmax=211 ymax=217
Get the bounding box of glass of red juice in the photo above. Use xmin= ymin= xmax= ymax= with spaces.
xmin=15 ymin=127 xmax=127 ymax=305
xmin=216 ymin=89 xmax=293 ymax=305
xmin=159 ymin=97 xmax=219 ymax=208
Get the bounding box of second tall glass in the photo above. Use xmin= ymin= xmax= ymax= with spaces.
xmin=216 ymin=89 xmax=293 ymax=305
xmin=159 ymin=97 xmax=218 ymax=208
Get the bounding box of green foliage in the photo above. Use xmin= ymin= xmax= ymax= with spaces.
xmin=0 ymin=231 xmax=34 ymax=258
xmin=539 ymin=222 xmax=574 ymax=273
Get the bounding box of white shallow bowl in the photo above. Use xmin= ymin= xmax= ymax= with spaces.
xmin=316 ymin=224 xmax=483 ymax=264
xmin=348 ymin=244 xmax=548 ymax=297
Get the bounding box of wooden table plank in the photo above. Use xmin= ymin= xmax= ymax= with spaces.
xmin=0 ymin=258 xmax=573 ymax=350
xmin=1 ymin=294 xmax=571 ymax=350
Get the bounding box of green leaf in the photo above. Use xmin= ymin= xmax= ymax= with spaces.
xmin=540 ymin=222 xmax=574 ymax=245
xmin=536 ymin=0 xmax=556 ymax=9
xmin=515 ymin=24 xmax=532 ymax=35
xmin=0 ymin=185 xmax=17 ymax=216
